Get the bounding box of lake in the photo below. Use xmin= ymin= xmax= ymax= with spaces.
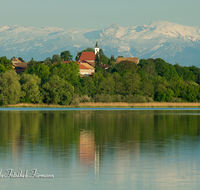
xmin=0 ymin=108 xmax=200 ymax=190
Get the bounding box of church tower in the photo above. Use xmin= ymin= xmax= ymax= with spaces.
xmin=95 ymin=41 xmax=99 ymax=55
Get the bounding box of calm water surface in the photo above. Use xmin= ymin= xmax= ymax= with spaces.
xmin=0 ymin=109 xmax=200 ymax=190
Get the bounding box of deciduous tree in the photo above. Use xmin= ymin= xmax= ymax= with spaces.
xmin=26 ymin=64 xmax=50 ymax=81
xmin=20 ymin=74 xmax=42 ymax=103
xmin=0 ymin=70 xmax=21 ymax=105
xmin=42 ymin=75 xmax=74 ymax=105
xmin=52 ymin=54 xmax=62 ymax=63
xmin=50 ymin=61 xmax=80 ymax=87
xmin=60 ymin=50 xmax=73 ymax=61
xmin=0 ymin=56 xmax=13 ymax=71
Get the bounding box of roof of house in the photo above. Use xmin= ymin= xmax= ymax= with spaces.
xmin=81 ymin=63 xmax=95 ymax=70
xmin=79 ymin=52 xmax=96 ymax=62
xmin=12 ymin=58 xmax=29 ymax=71
xmin=80 ymin=60 xmax=95 ymax=66
xmin=12 ymin=62 xmax=28 ymax=69
xmin=115 ymin=57 xmax=139 ymax=64
xmin=78 ymin=63 xmax=90 ymax=70
xmin=12 ymin=58 xmax=22 ymax=64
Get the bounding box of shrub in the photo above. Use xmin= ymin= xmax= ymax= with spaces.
xmin=123 ymin=95 xmax=148 ymax=103
xmin=93 ymin=94 xmax=113 ymax=102
xmin=79 ymin=95 xmax=93 ymax=102
xmin=112 ymin=94 xmax=123 ymax=102
xmin=71 ymin=94 xmax=80 ymax=105
xmin=169 ymin=97 xmax=182 ymax=102
xmin=146 ymin=96 xmax=154 ymax=102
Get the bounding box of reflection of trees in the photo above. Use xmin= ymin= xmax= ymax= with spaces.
xmin=0 ymin=111 xmax=77 ymax=160
xmin=0 ymin=110 xmax=200 ymax=158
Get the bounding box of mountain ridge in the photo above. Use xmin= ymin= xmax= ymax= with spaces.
xmin=0 ymin=20 xmax=200 ymax=66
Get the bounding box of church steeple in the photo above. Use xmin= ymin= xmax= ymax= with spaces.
xmin=95 ymin=41 xmax=99 ymax=55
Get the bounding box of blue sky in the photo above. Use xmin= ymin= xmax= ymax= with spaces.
xmin=1 ymin=0 xmax=200 ymax=29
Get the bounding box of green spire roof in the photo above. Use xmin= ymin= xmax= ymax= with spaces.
xmin=95 ymin=41 xmax=99 ymax=48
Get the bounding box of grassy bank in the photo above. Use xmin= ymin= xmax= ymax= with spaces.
xmin=2 ymin=102 xmax=200 ymax=108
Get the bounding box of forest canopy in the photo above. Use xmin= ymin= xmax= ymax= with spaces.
xmin=1 ymin=51 xmax=200 ymax=105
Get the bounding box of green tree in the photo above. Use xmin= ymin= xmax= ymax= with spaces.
xmin=94 ymin=65 xmax=105 ymax=75
xmin=189 ymin=65 xmax=200 ymax=84
xmin=181 ymin=67 xmax=195 ymax=82
xmin=97 ymin=75 xmax=115 ymax=95
xmin=122 ymin=72 xmax=141 ymax=95
xmin=170 ymin=79 xmax=187 ymax=98
xmin=50 ymin=61 xmax=80 ymax=87
xmin=18 ymin=57 xmax=25 ymax=62
xmin=141 ymin=80 xmax=154 ymax=98
xmin=108 ymin=55 xmax=115 ymax=65
xmin=43 ymin=57 xmax=52 ymax=66
xmin=92 ymin=71 xmax=104 ymax=88
xmin=80 ymin=76 xmax=96 ymax=97
xmin=185 ymin=83 xmax=199 ymax=102
xmin=138 ymin=59 xmax=157 ymax=77
xmin=52 ymin=54 xmax=62 ymax=63
xmin=26 ymin=64 xmax=50 ymax=81
xmin=116 ymin=60 xmax=138 ymax=75
xmin=0 ymin=70 xmax=21 ymax=105
xmin=154 ymin=58 xmax=179 ymax=80
xmin=20 ymin=74 xmax=42 ymax=103
xmin=153 ymin=76 xmax=172 ymax=102
xmin=84 ymin=47 xmax=94 ymax=52
xmin=96 ymin=49 xmax=109 ymax=65
xmin=11 ymin=56 xmax=16 ymax=61
xmin=112 ymin=72 xmax=125 ymax=95
xmin=42 ymin=75 xmax=74 ymax=105
xmin=0 ymin=64 xmax=6 ymax=73
xmin=60 ymin=50 xmax=73 ymax=61
xmin=0 ymin=56 xmax=13 ymax=71
xmin=27 ymin=58 xmax=39 ymax=68
xmin=137 ymin=67 xmax=148 ymax=82
xmin=165 ymin=88 xmax=174 ymax=102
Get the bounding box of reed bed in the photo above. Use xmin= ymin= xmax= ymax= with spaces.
xmin=78 ymin=102 xmax=200 ymax=108
xmin=4 ymin=103 xmax=70 ymax=107
xmin=3 ymin=102 xmax=200 ymax=108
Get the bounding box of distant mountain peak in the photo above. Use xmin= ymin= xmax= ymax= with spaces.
xmin=105 ymin=23 xmax=120 ymax=30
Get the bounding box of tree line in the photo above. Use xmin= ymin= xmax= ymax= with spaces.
xmin=0 ymin=49 xmax=200 ymax=105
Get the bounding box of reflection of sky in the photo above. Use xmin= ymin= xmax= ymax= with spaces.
xmin=98 ymin=140 xmax=200 ymax=190
xmin=0 ymin=137 xmax=200 ymax=190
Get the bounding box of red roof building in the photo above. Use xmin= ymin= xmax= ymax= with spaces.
xmin=78 ymin=52 xmax=96 ymax=65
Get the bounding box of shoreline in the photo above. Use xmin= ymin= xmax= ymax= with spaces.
xmin=2 ymin=102 xmax=200 ymax=108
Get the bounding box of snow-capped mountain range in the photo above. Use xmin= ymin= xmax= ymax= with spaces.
xmin=1 ymin=20 xmax=200 ymax=66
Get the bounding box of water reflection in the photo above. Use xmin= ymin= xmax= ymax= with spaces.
xmin=79 ymin=130 xmax=95 ymax=166
xmin=0 ymin=110 xmax=200 ymax=189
